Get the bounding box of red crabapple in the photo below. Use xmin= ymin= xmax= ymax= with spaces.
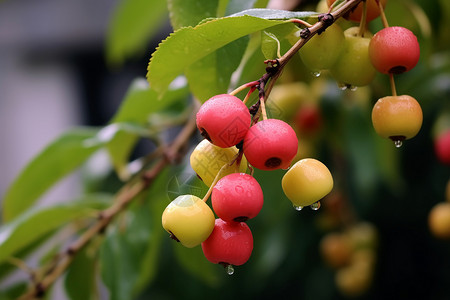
xmin=369 ymin=26 xmax=420 ymax=74
xmin=201 ymin=219 xmax=253 ymax=272
xmin=327 ymin=0 xmax=388 ymax=23
xmin=294 ymin=103 xmax=323 ymax=136
xmin=212 ymin=173 xmax=264 ymax=222
xmin=196 ymin=94 xmax=251 ymax=148
xmin=434 ymin=130 xmax=450 ymax=165
xmin=243 ymin=119 xmax=298 ymax=170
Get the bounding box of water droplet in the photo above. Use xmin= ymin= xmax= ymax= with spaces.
xmin=394 ymin=140 xmax=403 ymax=148
xmin=293 ymin=205 xmax=304 ymax=211
xmin=337 ymin=83 xmax=347 ymax=90
xmin=225 ymin=264 xmax=234 ymax=275
xmin=350 ymin=85 xmax=358 ymax=91
xmin=310 ymin=201 xmax=321 ymax=211
xmin=311 ymin=71 xmax=321 ymax=78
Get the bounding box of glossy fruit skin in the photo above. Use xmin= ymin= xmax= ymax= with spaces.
xmin=327 ymin=0 xmax=388 ymax=23
xmin=196 ymin=94 xmax=251 ymax=148
xmin=243 ymin=119 xmax=298 ymax=170
xmin=371 ymin=95 xmax=423 ymax=140
xmin=190 ymin=139 xmax=247 ymax=187
xmin=300 ymin=24 xmax=345 ymax=72
xmin=162 ymin=195 xmax=215 ymax=248
xmin=201 ymin=218 xmax=253 ymax=266
xmin=212 ymin=173 xmax=264 ymax=222
xmin=330 ymin=27 xmax=376 ymax=87
xmin=434 ymin=130 xmax=450 ymax=165
xmin=369 ymin=26 xmax=420 ymax=74
xmin=428 ymin=202 xmax=450 ymax=239
xmin=282 ymin=158 xmax=333 ymax=207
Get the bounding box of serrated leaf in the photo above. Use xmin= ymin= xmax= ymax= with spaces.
xmin=64 ymin=246 xmax=97 ymax=300
xmin=147 ymin=15 xmax=289 ymax=95
xmin=106 ymin=0 xmax=168 ymax=66
xmin=229 ymin=8 xmax=317 ymax=19
xmin=0 ymin=196 xmax=110 ymax=264
xmin=106 ymin=78 xmax=189 ymax=179
xmin=2 ymin=128 xmax=102 ymax=222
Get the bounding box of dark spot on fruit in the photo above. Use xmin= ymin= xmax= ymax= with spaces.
xmin=389 ymin=66 xmax=407 ymax=74
xmin=234 ymin=216 xmax=249 ymax=222
xmin=265 ymin=157 xmax=282 ymax=168
xmin=389 ymin=135 xmax=406 ymax=142
xmin=196 ymin=173 xmax=203 ymax=181
xmin=169 ymin=231 xmax=180 ymax=242
xmin=200 ymin=128 xmax=211 ymax=142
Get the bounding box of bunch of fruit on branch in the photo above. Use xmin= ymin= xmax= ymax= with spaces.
xmin=161 ymin=0 xmax=427 ymax=275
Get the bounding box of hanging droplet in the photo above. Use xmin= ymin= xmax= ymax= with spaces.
xmin=293 ymin=205 xmax=304 ymax=211
xmin=350 ymin=85 xmax=358 ymax=91
xmin=310 ymin=201 xmax=321 ymax=211
xmin=311 ymin=71 xmax=321 ymax=78
xmin=225 ymin=264 xmax=235 ymax=275
xmin=394 ymin=140 xmax=403 ymax=148
xmin=337 ymin=83 xmax=347 ymax=90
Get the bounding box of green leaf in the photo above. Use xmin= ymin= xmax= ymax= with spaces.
xmin=2 ymin=128 xmax=102 ymax=222
xmin=168 ymin=0 xmax=220 ymax=30
xmin=0 ymin=196 xmax=110 ymax=264
xmin=64 ymin=246 xmax=97 ymax=300
xmin=106 ymin=78 xmax=189 ymax=179
xmin=229 ymin=8 xmax=317 ymax=19
xmin=185 ymin=36 xmax=249 ymax=101
xmin=106 ymin=0 xmax=168 ymax=66
xmin=147 ymin=15 xmax=290 ymax=95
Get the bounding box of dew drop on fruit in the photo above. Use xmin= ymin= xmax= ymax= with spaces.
xmin=311 ymin=71 xmax=321 ymax=78
xmin=394 ymin=140 xmax=403 ymax=148
xmin=310 ymin=201 xmax=321 ymax=211
xmin=293 ymin=205 xmax=304 ymax=211
xmin=225 ymin=264 xmax=235 ymax=275
xmin=337 ymin=83 xmax=347 ymax=90
xmin=350 ymin=85 xmax=357 ymax=92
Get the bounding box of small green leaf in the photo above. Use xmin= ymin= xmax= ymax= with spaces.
xmin=0 ymin=197 xmax=110 ymax=264
xmin=106 ymin=0 xmax=168 ymax=66
xmin=2 ymin=128 xmax=102 ymax=221
xmin=147 ymin=15 xmax=289 ymax=95
xmin=106 ymin=78 xmax=189 ymax=179
xmin=261 ymin=31 xmax=280 ymax=59
xmin=64 ymin=246 xmax=97 ymax=300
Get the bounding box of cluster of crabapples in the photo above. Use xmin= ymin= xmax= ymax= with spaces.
xmin=162 ymin=93 xmax=334 ymax=273
xmin=299 ymin=0 xmax=423 ymax=147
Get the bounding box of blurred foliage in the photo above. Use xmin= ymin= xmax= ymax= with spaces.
xmin=1 ymin=0 xmax=450 ymax=299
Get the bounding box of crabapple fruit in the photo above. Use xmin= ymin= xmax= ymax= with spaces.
xmin=434 ymin=130 xmax=450 ymax=165
xmin=282 ymin=158 xmax=333 ymax=208
xmin=243 ymin=119 xmax=298 ymax=170
xmin=300 ymin=24 xmax=345 ymax=73
xmin=211 ymin=173 xmax=264 ymax=222
xmin=327 ymin=0 xmax=388 ymax=23
xmin=369 ymin=26 xmax=420 ymax=74
xmin=196 ymin=94 xmax=251 ymax=148
xmin=162 ymin=195 xmax=215 ymax=248
xmin=201 ymin=218 xmax=253 ymax=267
xmin=428 ymin=202 xmax=450 ymax=239
xmin=190 ymin=139 xmax=247 ymax=187
xmin=371 ymin=95 xmax=423 ymax=146
xmin=330 ymin=27 xmax=376 ymax=87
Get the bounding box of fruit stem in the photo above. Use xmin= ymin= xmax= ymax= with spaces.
xmin=389 ymin=73 xmax=397 ymax=97
xmin=376 ymin=0 xmax=389 ymax=28
xmin=259 ymin=96 xmax=268 ymax=120
xmin=289 ymin=18 xmax=313 ymax=28
xmin=242 ymin=86 xmax=257 ymax=105
xmin=358 ymin=0 xmax=368 ymax=37
xmin=229 ymin=81 xmax=259 ymax=97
